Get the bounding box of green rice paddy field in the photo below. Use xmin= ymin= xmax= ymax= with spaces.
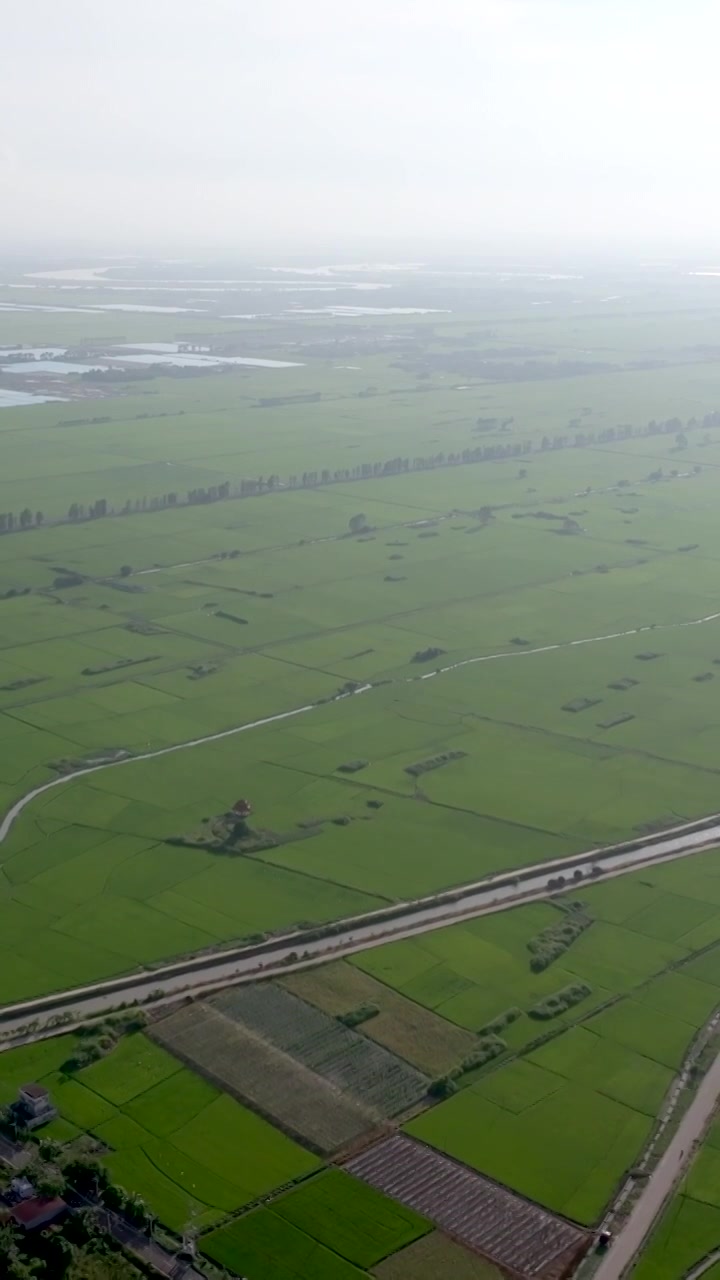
xmin=348 ymin=854 xmax=720 ymax=1224
xmin=7 ymin=278 xmax=720 ymax=1273
xmin=0 ymin=1026 xmax=466 ymax=1278
xmin=0 ymin=1030 xmax=320 ymax=1230
xmin=632 ymin=1111 xmax=720 ymax=1279
xmin=5 ymin=322 xmax=720 ymax=1003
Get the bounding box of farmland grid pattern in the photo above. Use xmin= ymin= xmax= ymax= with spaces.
xmin=212 ymin=983 xmax=430 ymax=1116
xmin=345 ymin=1134 xmax=590 ymax=1279
xmin=150 ymin=1002 xmax=380 ymax=1153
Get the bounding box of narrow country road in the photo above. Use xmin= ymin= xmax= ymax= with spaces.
xmin=3 ymin=604 xmax=720 ymax=846
xmin=594 ymin=1050 xmax=720 ymax=1280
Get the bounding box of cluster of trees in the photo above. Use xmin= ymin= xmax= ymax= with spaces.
xmin=429 ymin=1034 xmax=507 ymax=1097
xmin=411 ymin=647 xmax=446 ymax=665
xmin=61 ymin=1012 xmax=147 ymax=1074
xmin=546 ymin=869 xmax=584 ymax=892
xmin=0 ymin=511 xmax=43 ymax=533
xmin=337 ymin=1004 xmax=379 ymax=1028
xmin=478 ymin=1006 xmax=523 ymax=1036
xmin=529 ymin=981 xmax=592 ymax=1020
xmin=527 ymin=907 xmax=592 ymax=972
xmin=538 ymin=410 xmax=720 ymax=452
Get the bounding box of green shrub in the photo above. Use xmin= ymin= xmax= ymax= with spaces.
xmin=527 ymin=907 xmax=591 ymax=971
xmin=428 ymin=1076 xmax=458 ymax=1098
xmin=461 ymin=1035 xmax=506 ymax=1071
xmin=529 ymin=982 xmax=592 ymax=1020
xmin=478 ymin=1007 xmax=522 ymax=1035
xmin=337 ymin=1003 xmax=380 ymax=1028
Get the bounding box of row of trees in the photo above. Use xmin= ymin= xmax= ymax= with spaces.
xmin=2 ymin=410 xmax=718 ymax=539
xmin=0 ymin=510 xmax=43 ymax=533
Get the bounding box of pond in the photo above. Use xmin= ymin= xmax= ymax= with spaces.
xmin=0 ymin=387 xmax=64 ymax=407
xmin=2 ymin=362 xmax=110 ymax=375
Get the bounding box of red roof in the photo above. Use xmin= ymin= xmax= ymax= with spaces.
xmin=12 ymin=1197 xmax=66 ymax=1229
xmin=232 ymin=799 xmax=252 ymax=815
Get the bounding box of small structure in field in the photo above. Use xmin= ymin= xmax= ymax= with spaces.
xmin=232 ymin=799 xmax=253 ymax=818
xmin=14 ymin=1083 xmax=57 ymax=1131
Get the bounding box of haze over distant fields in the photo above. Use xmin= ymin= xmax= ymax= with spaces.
xmin=2 ymin=0 xmax=718 ymax=255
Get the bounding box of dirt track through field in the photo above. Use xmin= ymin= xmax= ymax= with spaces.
xmin=3 ymin=605 xmax=720 ymax=847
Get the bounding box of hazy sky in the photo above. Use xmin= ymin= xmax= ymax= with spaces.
xmin=2 ymin=0 xmax=718 ymax=255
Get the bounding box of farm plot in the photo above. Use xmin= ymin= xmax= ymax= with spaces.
xmin=280 ymin=962 xmax=477 ymax=1075
xmin=632 ymin=1109 xmax=720 ymax=1278
xmin=525 ymin=1028 xmax=674 ymax=1116
xmin=0 ymin=1030 xmax=318 ymax=1233
xmin=631 ymin=1191 xmax=720 ymax=1280
xmin=372 ymin=1232 xmax=504 ymax=1279
xmin=150 ymin=1001 xmax=380 ymax=1152
xmin=202 ymin=1209 xmax=367 ymax=1280
xmin=212 ymin=983 xmax=430 ymax=1116
xmin=270 ymin=1169 xmax=431 ymax=1268
xmin=77 ymin=1033 xmax=180 ymax=1105
xmin=405 ymin=1078 xmax=651 ymax=1224
xmin=344 ymin=1134 xmax=590 ymax=1279
xmin=0 ymin=1033 xmax=78 ymax=1103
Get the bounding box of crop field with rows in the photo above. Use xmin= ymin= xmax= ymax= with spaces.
xmin=280 ymin=961 xmax=477 ymax=1075
xmin=212 ymin=983 xmax=430 ymax=1115
xmin=345 ymin=1135 xmax=589 ymax=1277
xmin=150 ymin=1001 xmax=383 ymax=1152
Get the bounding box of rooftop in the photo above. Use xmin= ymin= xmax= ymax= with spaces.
xmin=11 ymin=1196 xmax=66 ymax=1229
xmin=19 ymin=1083 xmax=49 ymax=1100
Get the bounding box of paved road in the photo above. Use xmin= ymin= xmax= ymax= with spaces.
xmin=3 ymin=813 xmax=720 ymax=1040
xmin=594 ymin=1049 xmax=720 ymax=1280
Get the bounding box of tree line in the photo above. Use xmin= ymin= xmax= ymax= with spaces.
xmin=0 ymin=410 xmax=717 ymax=537
xmin=0 ymin=509 xmax=43 ymax=533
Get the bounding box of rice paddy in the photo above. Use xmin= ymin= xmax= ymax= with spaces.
xmin=0 ymin=1031 xmax=319 ymax=1230
xmin=6 ymin=300 xmax=720 ymax=1004
xmin=5 ymin=265 xmax=720 ymax=1276
xmin=632 ymin=1115 xmax=720 ymax=1279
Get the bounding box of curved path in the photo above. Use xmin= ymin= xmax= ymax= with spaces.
xmin=3 ymin=605 xmax=720 ymax=846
